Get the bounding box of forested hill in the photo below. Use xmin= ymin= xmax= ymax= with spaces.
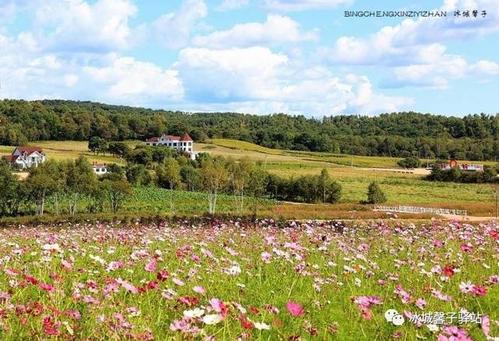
xmin=0 ymin=99 xmax=498 ymax=161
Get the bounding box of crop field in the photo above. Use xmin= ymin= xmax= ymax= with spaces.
xmin=0 ymin=219 xmax=496 ymax=340
xmin=124 ymin=187 xmax=275 ymax=217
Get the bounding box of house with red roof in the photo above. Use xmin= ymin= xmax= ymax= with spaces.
xmin=3 ymin=146 xmax=46 ymax=169
xmin=145 ymin=133 xmax=197 ymax=159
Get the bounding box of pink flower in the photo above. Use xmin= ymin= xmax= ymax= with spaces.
xmin=144 ymin=259 xmax=157 ymax=273
xmin=481 ymin=315 xmax=490 ymax=337
xmin=172 ymin=278 xmax=185 ymax=286
xmin=394 ymin=284 xmax=411 ymax=304
xmin=39 ymin=283 xmax=54 ymax=292
xmin=107 ymin=261 xmax=123 ymax=272
xmin=261 ymin=252 xmax=272 ymax=263
xmin=471 ymin=285 xmax=487 ymax=297
xmin=415 ymin=298 xmax=426 ymax=310
xmin=432 ymin=289 xmax=452 ymax=302
xmin=193 ymin=286 xmax=206 ymax=295
xmin=437 ymin=326 xmax=472 ymax=341
xmin=42 ymin=316 xmax=60 ymax=336
xmin=157 ymin=270 xmax=169 ymax=281
xmin=360 ymin=308 xmax=372 ymax=320
xmin=61 ymin=260 xmax=73 ymax=270
xmin=117 ymin=278 xmax=139 ymax=294
xmin=209 ymin=298 xmax=228 ymax=317
xmin=460 ymin=243 xmax=473 ymax=253
xmin=287 ymin=300 xmax=304 ymax=317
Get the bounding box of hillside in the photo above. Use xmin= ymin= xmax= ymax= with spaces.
xmin=0 ymin=99 xmax=497 ymax=161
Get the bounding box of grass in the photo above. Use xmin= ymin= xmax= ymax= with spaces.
xmin=0 ymin=219 xmax=496 ymax=339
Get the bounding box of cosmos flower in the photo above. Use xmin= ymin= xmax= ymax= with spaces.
xmin=287 ymin=301 xmax=304 ymax=317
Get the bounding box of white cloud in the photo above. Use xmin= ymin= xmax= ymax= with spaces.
xmin=329 ymin=0 xmax=499 ymax=88
xmin=85 ymin=56 xmax=184 ymax=101
xmin=192 ymin=14 xmax=318 ymax=48
xmin=217 ymin=0 xmax=249 ymax=11
xmin=141 ymin=0 xmax=207 ymax=49
xmin=386 ymin=53 xmax=499 ymax=89
xmin=176 ymin=47 xmax=411 ymax=115
xmin=33 ymin=0 xmax=137 ymax=52
xmin=0 ymin=32 xmax=183 ymax=106
xmin=264 ymin=0 xmax=352 ymax=11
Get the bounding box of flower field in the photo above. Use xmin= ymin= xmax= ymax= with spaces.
xmin=0 ymin=219 xmax=497 ymax=340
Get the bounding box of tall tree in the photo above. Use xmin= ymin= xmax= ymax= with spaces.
xmin=65 ymin=157 xmax=98 ymax=215
xmin=201 ymin=158 xmax=228 ymax=215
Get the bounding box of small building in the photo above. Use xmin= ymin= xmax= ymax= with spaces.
xmin=145 ymin=133 xmax=197 ymax=160
xmin=437 ymin=160 xmax=484 ymax=172
xmin=3 ymin=146 xmax=46 ymax=169
xmin=92 ymin=163 xmax=109 ymax=175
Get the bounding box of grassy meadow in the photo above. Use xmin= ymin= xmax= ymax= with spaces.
xmin=1 ymin=139 xmax=496 ymax=217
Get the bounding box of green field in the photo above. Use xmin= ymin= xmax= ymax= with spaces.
xmin=1 ymin=139 xmax=496 ymax=216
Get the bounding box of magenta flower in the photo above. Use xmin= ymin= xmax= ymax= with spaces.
xmin=287 ymin=301 xmax=304 ymax=317
xmin=144 ymin=259 xmax=157 ymax=273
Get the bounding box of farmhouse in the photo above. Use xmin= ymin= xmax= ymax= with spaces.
xmin=3 ymin=146 xmax=46 ymax=169
xmin=145 ymin=133 xmax=197 ymax=159
xmin=92 ymin=163 xmax=108 ymax=175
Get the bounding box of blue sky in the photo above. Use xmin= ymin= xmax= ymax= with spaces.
xmin=0 ymin=0 xmax=498 ymax=116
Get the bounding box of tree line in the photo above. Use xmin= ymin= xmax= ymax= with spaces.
xmin=1 ymin=99 xmax=498 ymax=161
xmin=0 ymin=142 xmax=389 ymax=218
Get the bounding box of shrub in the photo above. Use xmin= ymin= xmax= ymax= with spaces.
xmin=366 ymin=182 xmax=387 ymax=204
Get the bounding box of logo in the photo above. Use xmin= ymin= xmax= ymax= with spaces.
xmin=385 ymin=309 xmax=405 ymax=326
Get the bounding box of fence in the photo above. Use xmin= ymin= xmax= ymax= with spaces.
xmin=374 ymin=205 xmax=467 ymax=216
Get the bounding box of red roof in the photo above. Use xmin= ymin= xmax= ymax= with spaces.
xmin=164 ymin=135 xmax=181 ymax=140
xmin=146 ymin=137 xmax=160 ymax=142
xmin=180 ymin=133 xmax=193 ymax=142
xmin=15 ymin=146 xmax=44 ymax=154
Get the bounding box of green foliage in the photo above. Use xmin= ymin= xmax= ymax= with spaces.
xmin=428 ymin=165 xmax=498 ymax=183
xmin=102 ymin=178 xmax=132 ymax=213
xmin=0 ymin=99 xmax=498 ymax=160
xmin=366 ymin=182 xmax=387 ymax=204
xmin=88 ymin=136 xmax=108 ymax=154
xmin=0 ymin=160 xmax=26 ymax=216
xmin=397 ymin=156 xmax=421 ymax=168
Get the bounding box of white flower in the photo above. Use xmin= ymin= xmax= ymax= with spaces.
xmin=225 ymin=265 xmax=241 ymax=276
xmin=254 ymin=322 xmax=271 ymax=330
xmin=183 ymin=308 xmax=205 ymax=318
xmin=202 ymin=314 xmax=223 ymax=325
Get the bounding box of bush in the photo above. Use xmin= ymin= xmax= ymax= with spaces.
xmin=397 ymin=156 xmax=421 ymax=169
xmin=366 ymin=182 xmax=387 ymax=204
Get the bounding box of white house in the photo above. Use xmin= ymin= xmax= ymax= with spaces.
xmin=92 ymin=163 xmax=109 ymax=175
xmin=145 ymin=133 xmax=197 ymax=160
xmin=3 ymin=146 xmax=46 ymax=169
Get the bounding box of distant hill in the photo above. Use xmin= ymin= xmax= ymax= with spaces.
xmin=0 ymin=99 xmax=497 ymax=161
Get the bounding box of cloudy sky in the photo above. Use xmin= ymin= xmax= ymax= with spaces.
xmin=1 ymin=0 xmax=498 ymax=116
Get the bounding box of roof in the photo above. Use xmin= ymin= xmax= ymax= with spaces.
xmin=14 ymin=146 xmax=44 ymax=154
xmin=180 ymin=133 xmax=193 ymax=142
xmin=146 ymin=137 xmax=160 ymax=142
xmin=92 ymin=164 xmax=107 ymax=168
xmin=162 ymin=134 xmax=181 ymax=141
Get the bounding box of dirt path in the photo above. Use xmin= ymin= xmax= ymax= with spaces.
xmin=439 ymin=214 xmax=497 ymax=222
